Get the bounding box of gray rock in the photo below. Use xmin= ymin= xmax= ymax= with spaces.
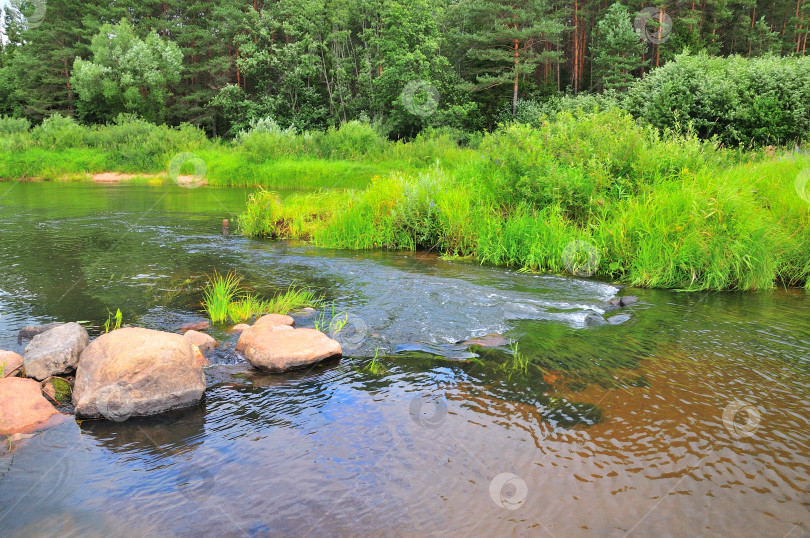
xmin=584 ymin=313 xmax=607 ymax=326
xmin=23 ymin=323 xmax=89 ymax=381
xmin=619 ymin=296 xmax=638 ymax=307
xmin=606 ymin=314 xmax=632 ymax=325
xmin=17 ymin=323 xmax=63 ymax=345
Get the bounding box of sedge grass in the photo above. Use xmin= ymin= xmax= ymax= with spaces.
xmin=203 ymin=271 xmax=319 ymax=323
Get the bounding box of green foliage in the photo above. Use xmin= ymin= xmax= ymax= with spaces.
xmin=72 ymin=20 xmax=183 ymax=124
xmin=628 ymin=53 xmax=810 ymax=147
xmin=0 ymin=116 xmax=31 ymax=134
xmin=592 ymin=3 xmax=647 ymax=91
xmin=103 ymin=308 xmax=123 ymax=333
xmin=242 ymin=110 xmax=810 ymax=291
xmin=202 ymin=271 xmax=241 ymax=323
xmin=202 ymin=271 xmax=317 ymax=323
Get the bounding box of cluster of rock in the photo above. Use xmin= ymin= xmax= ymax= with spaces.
xmin=585 ymin=295 xmax=639 ymax=326
xmin=1 ymin=314 xmax=341 ymax=435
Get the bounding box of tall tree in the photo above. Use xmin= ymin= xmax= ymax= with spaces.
xmin=458 ymin=0 xmax=564 ymax=115
xmin=71 ymin=19 xmax=183 ymax=124
xmin=592 ymin=3 xmax=647 ymax=91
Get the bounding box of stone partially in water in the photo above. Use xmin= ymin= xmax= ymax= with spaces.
xmin=23 ymin=322 xmax=90 ymax=381
xmin=0 ymin=377 xmax=61 ymax=435
xmin=253 ymin=314 xmax=294 ymax=328
xmin=243 ymin=328 xmax=342 ymax=373
xmin=73 ymin=328 xmax=206 ymax=419
xmin=585 ymin=313 xmax=607 ymax=326
xmin=619 ymin=296 xmax=638 ymax=307
xmin=0 ymin=351 xmax=23 ymax=377
xmin=230 ymin=324 xmax=251 ymax=333
xmin=459 ymin=334 xmax=511 ymax=348
xmin=236 ymin=323 xmax=293 ymax=353
xmin=179 ymin=321 xmax=211 ymax=333
xmin=183 ymin=330 xmax=217 ymax=352
xmin=606 ymin=314 xmax=632 ymax=325
xmin=17 ymin=323 xmax=63 ymax=345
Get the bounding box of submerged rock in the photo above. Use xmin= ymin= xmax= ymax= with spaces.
xmin=0 ymin=350 xmax=24 ymax=377
xmin=183 ymin=330 xmax=217 ymax=352
xmin=606 ymin=314 xmax=632 ymax=325
xmin=73 ymin=328 xmax=206 ymax=420
xmin=17 ymin=323 xmax=63 ymax=345
xmin=0 ymin=377 xmax=61 ymax=435
xmin=179 ymin=321 xmax=211 ymax=333
xmin=23 ymin=322 xmax=90 ymax=381
xmin=459 ymin=334 xmax=511 ymax=348
xmin=585 ymin=313 xmax=607 ymax=326
xmin=243 ymin=327 xmax=342 ymax=373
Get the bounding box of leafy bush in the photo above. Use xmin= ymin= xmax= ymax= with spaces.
xmin=471 ymin=109 xmax=720 ymax=218
xmin=628 ymin=53 xmax=810 ymax=147
xmin=0 ymin=116 xmax=31 ymax=134
xmin=31 ymin=114 xmax=86 ymax=149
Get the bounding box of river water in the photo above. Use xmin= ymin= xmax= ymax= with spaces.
xmin=0 ymin=182 xmax=808 ymax=536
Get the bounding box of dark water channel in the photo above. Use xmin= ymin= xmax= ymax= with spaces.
xmin=0 ymin=182 xmax=808 ymax=536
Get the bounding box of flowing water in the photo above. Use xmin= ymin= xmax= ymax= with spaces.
xmin=0 ymin=182 xmax=808 ymax=537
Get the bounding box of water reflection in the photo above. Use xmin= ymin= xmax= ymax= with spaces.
xmin=0 ymin=183 xmax=808 ymax=535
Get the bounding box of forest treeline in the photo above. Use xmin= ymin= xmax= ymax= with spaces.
xmin=1 ymin=0 xmax=809 ymax=139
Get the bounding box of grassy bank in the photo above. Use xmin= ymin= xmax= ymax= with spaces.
xmin=0 ymin=115 xmax=472 ymax=189
xmin=239 ymin=109 xmax=810 ymax=291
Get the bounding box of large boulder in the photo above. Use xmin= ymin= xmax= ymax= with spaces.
xmin=242 ymin=327 xmax=342 ymax=373
xmin=253 ymin=314 xmax=294 ymax=328
xmin=72 ymin=328 xmax=206 ymax=420
xmin=0 ymin=351 xmax=24 ymax=378
xmin=236 ymin=323 xmax=292 ymax=353
xmin=0 ymin=377 xmax=61 ymax=434
xmin=23 ymin=322 xmax=90 ymax=381
xmin=17 ymin=323 xmax=63 ymax=345
xmin=183 ymin=330 xmax=217 ymax=352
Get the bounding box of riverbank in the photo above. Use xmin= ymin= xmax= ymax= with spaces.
xmin=240 ymin=110 xmax=810 ymax=291
xmin=2 ymin=110 xmax=809 ymax=291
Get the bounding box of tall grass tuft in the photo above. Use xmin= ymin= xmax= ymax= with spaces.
xmin=203 ymin=271 xmax=318 ymax=323
xmin=202 ymin=271 xmax=241 ymax=323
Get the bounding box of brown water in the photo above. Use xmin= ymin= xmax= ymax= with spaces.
xmin=0 ymin=182 xmax=808 ymax=536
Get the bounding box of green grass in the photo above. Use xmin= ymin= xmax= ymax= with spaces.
xmin=0 ymin=115 xmax=472 ymax=189
xmin=202 ymin=271 xmax=242 ymax=323
xmin=202 ymin=271 xmax=318 ymax=324
xmin=240 ymin=110 xmax=810 ymax=291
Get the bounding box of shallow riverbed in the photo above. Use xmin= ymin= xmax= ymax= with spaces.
xmin=0 ymin=182 xmax=808 ymax=536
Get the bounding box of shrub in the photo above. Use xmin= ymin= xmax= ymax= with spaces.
xmin=627 ymin=53 xmax=810 ymax=147
xmin=0 ymin=116 xmax=31 ymax=134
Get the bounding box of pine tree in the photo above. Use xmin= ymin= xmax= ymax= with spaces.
xmin=592 ymin=3 xmax=647 ymax=91
xmin=458 ymin=0 xmax=564 ymax=116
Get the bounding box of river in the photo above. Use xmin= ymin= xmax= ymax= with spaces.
xmin=0 ymin=181 xmax=808 ymax=536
